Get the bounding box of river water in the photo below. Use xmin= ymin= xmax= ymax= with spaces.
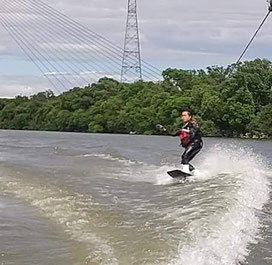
xmin=0 ymin=130 xmax=271 ymax=265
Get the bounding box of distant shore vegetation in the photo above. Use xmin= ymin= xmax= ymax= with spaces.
xmin=0 ymin=58 xmax=272 ymax=138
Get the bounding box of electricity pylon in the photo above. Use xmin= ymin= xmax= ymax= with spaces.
xmin=121 ymin=0 xmax=142 ymax=82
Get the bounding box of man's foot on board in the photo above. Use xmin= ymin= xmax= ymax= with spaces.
xmin=181 ymin=164 xmax=192 ymax=175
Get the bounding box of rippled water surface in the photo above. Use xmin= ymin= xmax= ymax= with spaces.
xmin=0 ymin=130 xmax=271 ymax=265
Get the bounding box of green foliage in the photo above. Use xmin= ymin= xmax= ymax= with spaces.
xmin=0 ymin=59 xmax=272 ymax=138
xmin=247 ymin=104 xmax=272 ymax=137
xmin=197 ymin=118 xmax=219 ymax=136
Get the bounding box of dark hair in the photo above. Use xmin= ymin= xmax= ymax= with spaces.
xmin=180 ymin=108 xmax=193 ymax=116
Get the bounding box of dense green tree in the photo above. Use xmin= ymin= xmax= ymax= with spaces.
xmin=162 ymin=68 xmax=195 ymax=91
xmin=0 ymin=59 xmax=271 ymax=138
xmin=232 ymin=59 xmax=272 ymax=111
xmin=247 ymin=104 xmax=272 ymax=137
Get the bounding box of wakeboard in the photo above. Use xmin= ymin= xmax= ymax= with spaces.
xmin=167 ymin=169 xmax=192 ymax=179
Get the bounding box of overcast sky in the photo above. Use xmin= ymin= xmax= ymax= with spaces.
xmin=0 ymin=0 xmax=271 ymax=97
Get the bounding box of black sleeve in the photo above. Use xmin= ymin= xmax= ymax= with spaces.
xmin=189 ymin=122 xmax=200 ymax=138
xmin=164 ymin=129 xmax=180 ymax=137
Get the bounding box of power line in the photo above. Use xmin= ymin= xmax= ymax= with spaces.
xmin=26 ymin=0 xmax=162 ymax=79
xmin=2 ymin=1 xmax=104 ymax=83
xmin=1 ymin=3 xmax=93 ymax=87
xmin=0 ymin=10 xmax=67 ymax=93
xmin=1 ymin=0 xmax=162 ymax=88
xmin=16 ymin=0 xmax=161 ymax=80
xmin=4 ymin=0 xmax=122 ymax=79
xmin=0 ymin=8 xmax=76 ymax=89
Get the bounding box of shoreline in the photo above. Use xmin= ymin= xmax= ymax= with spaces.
xmin=0 ymin=128 xmax=271 ymax=140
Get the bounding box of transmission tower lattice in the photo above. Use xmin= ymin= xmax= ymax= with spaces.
xmin=121 ymin=0 xmax=142 ymax=82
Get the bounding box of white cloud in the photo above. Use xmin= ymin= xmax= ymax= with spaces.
xmin=0 ymin=75 xmax=50 ymax=98
xmin=0 ymin=70 xmax=120 ymax=98
xmin=0 ymin=45 xmax=6 ymax=52
xmin=43 ymin=71 xmax=70 ymax=76
xmin=0 ymin=0 xmax=271 ymax=96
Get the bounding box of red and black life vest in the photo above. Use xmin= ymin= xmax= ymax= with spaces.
xmin=179 ymin=129 xmax=191 ymax=147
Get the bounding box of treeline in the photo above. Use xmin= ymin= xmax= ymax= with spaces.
xmin=0 ymin=58 xmax=272 ymax=138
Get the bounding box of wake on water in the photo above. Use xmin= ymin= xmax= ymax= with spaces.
xmin=97 ymin=144 xmax=271 ymax=265
xmin=74 ymin=144 xmax=271 ymax=265
xmin=0 ymin=144 xmax=271 ymax=265
xmin=166 ymin=144 xmax=271 ymax=265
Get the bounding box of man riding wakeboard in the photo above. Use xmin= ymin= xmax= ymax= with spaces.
xmin=157 ymin=108 xmax=203 ymax=175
